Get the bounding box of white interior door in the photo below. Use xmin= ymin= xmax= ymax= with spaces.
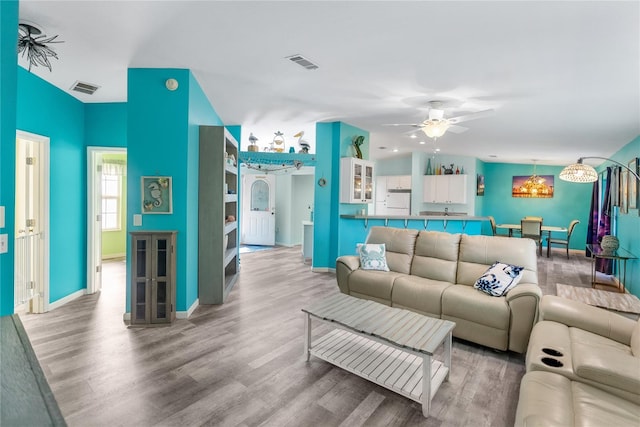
xmin=87 ymin=149 xmax=103 ymax=294
xmin=241 ymin=174 xmax=276 ymax=245
xmin=15 ymin=131 xmax=49 ymax=313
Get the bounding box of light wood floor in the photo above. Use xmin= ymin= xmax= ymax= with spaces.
xmin=20 ymin=247 xmax=593 ymax=427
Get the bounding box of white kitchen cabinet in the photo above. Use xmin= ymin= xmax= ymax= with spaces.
xmin=423 ymin=175 xmax=467 ymax=204
xmin=386 ymin=175 xmax=412 ymax=190
xmin=341 ymin=158 xmax=375 ymax=203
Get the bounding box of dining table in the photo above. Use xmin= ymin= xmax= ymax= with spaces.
xmin=495 ymin=223 xmax=568 ymax=257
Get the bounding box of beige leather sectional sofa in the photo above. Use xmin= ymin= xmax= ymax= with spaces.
xmin=516 ymin=295 xmax=640 ymax=426
xmin=336 ymin=226 xmax=541 ymax=353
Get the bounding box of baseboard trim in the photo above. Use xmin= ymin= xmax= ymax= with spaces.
xmin=311 ymin=267 xmax=336 ymax=273
xmin=102 ymin=253 xmax=126 ymax=260
xmin=177 ymin=299 xmax=199 ymax=319
xmin=48 ymin=289 xmax=86 ymax=311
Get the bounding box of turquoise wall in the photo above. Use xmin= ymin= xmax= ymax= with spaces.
xmin=85 ymin=103 xmax=127 ymax=147
xmin=482 ymin=162 xmax=592 ymax=249
xmin=0 ymin=0 xmax=18 ymax=315
xmin=16 ymin=68 xmax=87 ymax=304
xmin=127 ymin=68 xmax=223 ymax=313
xmin=601 ymin=137 xmax=640 ymax=296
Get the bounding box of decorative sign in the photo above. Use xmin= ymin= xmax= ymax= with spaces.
xmin=141 ymin=176 xmax=173 ymax=214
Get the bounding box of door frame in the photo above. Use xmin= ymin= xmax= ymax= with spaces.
xmin=15 ymin=130 xmax=50 ymax=313
xmin=87 ymin=146 xmax=127 ymax=294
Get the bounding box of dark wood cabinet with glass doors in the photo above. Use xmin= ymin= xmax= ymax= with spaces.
xmin=130 ymin=231 xmax=177 ymax=325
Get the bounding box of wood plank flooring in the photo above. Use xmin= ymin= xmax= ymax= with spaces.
xmin=19 ymin=247 xmax=593 ymax=427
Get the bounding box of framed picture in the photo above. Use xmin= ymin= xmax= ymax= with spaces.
xmin=141 ymin=176 xmax=172 ymax=214
xmin=476 ymin=174 xmax=485 ymax=196
xmin=628 ymin=157 xmax=639 ymax=211
xmin=512 ymin=175 xmax=554 ymax=198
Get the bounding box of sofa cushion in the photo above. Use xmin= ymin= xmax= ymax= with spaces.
xmin=631 ymin=319 xmax=640 ymax=357
xmin=457 ymin=234 xmax=538 ymax=287
xmin=357 ymin=243 xmax=390 ymax=271
xmin=411 ymin=231 xmax=460 ymax=283
xmin=473 ymin=261 xmax=524 ymax=297
xmin=365 ymin=226 xmax=418 ymax=274
xmin=442 ymin=285 xmax=510 ymax=330
xmin=392 ymin=275 xmax=452 ymax=317
xmin=515 ymin=371 xmax=640 ymax=427
xmin=348 ymin=269 xmax=407 ymax=302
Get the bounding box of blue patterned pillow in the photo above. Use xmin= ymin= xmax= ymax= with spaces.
xmin=358 ymin=243 xmax=390 ymax=271
xmin=474 ymin=261 xmax=524 ymax=297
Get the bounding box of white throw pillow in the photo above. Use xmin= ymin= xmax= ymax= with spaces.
xmin=358 ymin=243 xmax=390 ymax=271
xmin=474 ymin=261 xmax=524 ymax=297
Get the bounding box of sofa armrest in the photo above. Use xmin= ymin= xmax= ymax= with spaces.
xmin=573 ymin=344 xmax=640 ymax=396
xmin=505 ymin=283 xmax=542 ymax=353
xmin=505 ymin=283 xmax=543 ymax=303
xmin=540 ymin=295 xmax=636 ymax=345
xmin=336 ymin=255 xmax=360 ymax=295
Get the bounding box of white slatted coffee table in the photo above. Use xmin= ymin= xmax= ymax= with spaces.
xmin=302 ymin=293 xmax=455 ymax=418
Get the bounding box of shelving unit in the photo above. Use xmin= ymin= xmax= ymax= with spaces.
xmin=130 ymin=231 xmax=177 ymax=326
xmin=198 ymin=126 xmax=239 ymax=304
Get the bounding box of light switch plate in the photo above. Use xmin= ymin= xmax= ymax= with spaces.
xmin=0 ymin=206 xmax=5 ymax=228
xmin=133 ymin=214 xmax=142 ymax=226
xmin=0 ymin=234 xmax=8 ymax=254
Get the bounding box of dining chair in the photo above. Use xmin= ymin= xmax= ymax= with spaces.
xmin=521 ymin=218 xmax=543 ymax=256
xmin=547 ymin=219 xmax=580 ymax=258
xmin=487 ymin=216 xmax=497 ymax=236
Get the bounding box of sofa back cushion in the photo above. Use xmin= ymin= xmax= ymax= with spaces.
xmin=456 ymin=234 xmax=538 ymax=286
xmin=631 ymin=319 xmax=640 ymax=357
xmin=365 ymin=226 xmax=418 ymax=274
xmin=411 ymin=231 xmax=461 ymax=283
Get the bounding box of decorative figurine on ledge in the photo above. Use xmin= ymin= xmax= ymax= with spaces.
xmin=352 ymin=135 xmax=365 ymax=159
xmin=295 ymin=131 xmax=310 ymax=153
xmin=248 ymin=132 xmax=259 ymax=152
xmin=442 ymin=164 xmax=454 ymax=175
xmin=273 ymin=131 xmax=285 ymax=153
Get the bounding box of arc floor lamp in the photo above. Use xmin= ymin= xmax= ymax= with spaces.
xmin=559 ymin=156 xmax=640 ymax=183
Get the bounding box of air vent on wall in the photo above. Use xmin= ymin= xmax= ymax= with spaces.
xmin=285 ymin=54 xmax=319 ymax=70
xmin=70 ymin=81 xmax=100 ymax=95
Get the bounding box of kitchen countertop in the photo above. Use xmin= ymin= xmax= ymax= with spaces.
xmin=340 ymin=214 xmax=488 ymax=221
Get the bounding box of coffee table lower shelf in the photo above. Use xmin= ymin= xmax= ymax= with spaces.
xmin=309 ymin=328 xmax=449 ymax=414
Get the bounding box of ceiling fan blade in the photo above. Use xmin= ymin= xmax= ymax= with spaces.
xmin=403 ymin=128 xmax=425 ymax=135
xmin=447 ymin=109 xmax=494 ymax=124
xmin=381 ymin=123 xmax=422 ymax=127
xmin=447 ymin=125 xmax=468 ymax=134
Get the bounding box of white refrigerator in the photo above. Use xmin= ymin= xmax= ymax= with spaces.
xmin=376 ymin=191 xmax=411 ymax=216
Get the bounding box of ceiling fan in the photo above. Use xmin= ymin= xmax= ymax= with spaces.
xmin=384 ymin=101 xmax=494 ymax=140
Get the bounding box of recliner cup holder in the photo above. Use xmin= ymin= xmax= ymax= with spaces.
xmin=541 ymin=357 xmax=563 ymax=368
xmin=542 ymin=348 xmax=563 ymax=357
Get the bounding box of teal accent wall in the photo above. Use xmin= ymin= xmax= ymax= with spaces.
xmin=482 ymin=162 xmax=592 ymax=249
xmin=0 ymin=0 xmax=18 ymax=315
xmin=85 ymin=103 xmax=127 ymax=147
xmin=313 ymin=122 xmax=370 ymax=269
xmin=17 ymin=68 xmax=86 ymax=304
xmin=603 ymin=137 xmax=640 ymax=296
xmin=127 ymin=68 xmax=223 ymax=313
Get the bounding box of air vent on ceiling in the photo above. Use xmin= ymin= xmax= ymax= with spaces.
xmin=70 ymin=81 xmax=100 ymax=95
xmin=285 ymin=54 xmax=319 ymax=70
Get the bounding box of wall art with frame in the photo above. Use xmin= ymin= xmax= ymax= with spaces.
xmin=141 ymin=176 xmax=173 ymax=214
xmin=476 ymin=174 xmax=485 ymax=196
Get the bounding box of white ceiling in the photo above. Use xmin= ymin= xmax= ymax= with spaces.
xmin=18 ymin=1 xmax=640 ymax=165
